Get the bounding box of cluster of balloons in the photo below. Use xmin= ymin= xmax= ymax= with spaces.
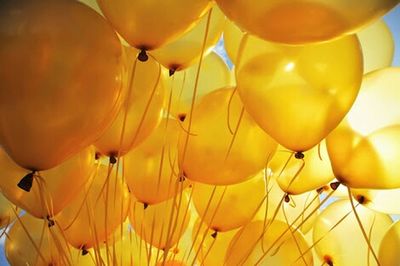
xmin=0 ymin=0 xmax=399 ymax=265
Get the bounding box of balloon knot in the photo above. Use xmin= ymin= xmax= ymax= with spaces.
xmin=329 ymin=181 xmax=341 ymax=191
xmin=324 ymin=255 xmax=334 ymax=266
xmin=355 ymin=195 xmax=366 ymax=204
xmin=316 ymin=186 xmax=327 ymax=194
xmin=169 ymin=69 xmax=176 ymax=76
xmin=294 ymin=152 xmax=304 ymax=159
xmin=17 ymin=171 xmax=36 ymax=192
xmin=211 ymin=231 xmax=218 ymax=239
xmin=143 ymin=202 xmax=149 ymax=210
xmin=46 ymin=216 xmax=55 ymax=227
xmin=138 ymin=50 xmax=148 ymax=62
xmin=284 ymin=194 xmax=290 ymax=203
xmin=109 ymin=155 xmax=117 ymax=165
xmin=81 ymin=246 xmax=89 ymax=256
xmin=178 ymin=113 xmax=186 ymax=122
xmin=95 ymin=152 xmax=101 ymax=160
xmin=179 ymin=175 xmax=186 ymax=182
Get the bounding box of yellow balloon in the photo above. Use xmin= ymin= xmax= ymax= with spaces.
xmin=313 ymin=199 xmax=392 ymax=266
xmin=95 ymin=46 xmax=165 ymax=157
xmin=215 ymin=0 xmax=399 ymax=44
xmin=6 ymin=214 xmax=71 ymax=266
xmin=0 ymin=1 xmax=123 ymax=171
xmin=358 ymin=20 xmax=394 ymax=74
xmin=130 ymin=192 xmax=190 ymax=250
xmin=0 ymin=146 xmax=94 ymax=219
xmin=352 ymin=188 xmax=400 ymax=214
xmin=327 ymin=68 xmax=400 ymax=188
xmin=225 ymin=220 xmax=313 ymax=265
xmin=237 ymin=34 xmax=363 ymax=152
xmin=178 ymin=88 xmax=277 ymax=185
xmin=379 ymin=221 xmax=400 ymax=266
xmin=0 ymin=193 xmax=19 ymax=229
xmin=150 ymin=5 xmax=225 ymax=71
xmin=165 ymin=52 xmax=232 ymax=118
xmin=192 ymin=173 xmax=265 ymax=232
xmin=223 ymin=20 xmax=244 ymax=64
xmin=56 ymin=164 xmax=130 ymax=250
xmin=271 ymin=141 xmax=335 ymax=195
xmin=97 ymin=0 xmax=211 ymax=50
xmin=124 ymin=118 xmax=187 ymax=205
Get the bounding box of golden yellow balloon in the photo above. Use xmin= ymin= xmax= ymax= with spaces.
xmin=313 ymin=199 xmax=392 ymax=266
xmin=124 ymin=118 xmax=187 ymax=205
xmin=215 ymin=0 xmax=399 ymax=44
xmin=225 ymin=220 xmax=313 ymax=265
xmin=95 ymin=46 xmax=165 ymax=157
xmin=166 ymin=52 xmax=232 ymax=118
xmin=0 ymin=146 xmax=94 ymax=219
xmin=0 ymin=0 xmax=123 ymax=171
xmin=237 ymin=34 xmax=362 ymax=152
xmin=379 ymin=221 xmax=400 ymax=266
xmin=150 ymin=5 xmax=225 ymax=71
xmin=178 ymin=88 xmax=277 ymax=185
xmin=56 ymin=164 xmax=130 ymax=250
xmin=0 ymin=193 xmax=19 ymax=229
xmin=271 ymin=141 xmax=335 ymax=195
xmin=357 ymin=20 xmax=394 ymax=74
xmin=97 ymin=0 xmax=211 ymax=50
xmin=192 ymin=173 xmax=265 ymax=232
xmin=130 ymin=193 xmax=190 ymax=250
xmin=6 ymin=214 xmax=71 ymax=266
xmin=327 ymin=68 xmax=400 ymax=189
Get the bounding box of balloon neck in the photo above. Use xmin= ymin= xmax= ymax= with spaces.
xmin=355 ymin=195 xmax=367 ymax=205
xmin=169 ymin=69 xmax=176 ymax=76
xmin=95 ymin=152 xmax=101 ymax=160
xmin=211 ymin=231 xmax=218 ymax=239
xmin=17 ymin=171 xmax=36 ymax=192
xmin=323 ymin=255 xmax=334 ymax=266
xmin=316 ymin=185 xmax=329 ymax=194
xmin=109 ymin=155 xmax=117 ymax=165
xmin=329 ymin=181 xmax=341 ymax=191
xmin=284 ymin=193 xmax=291 ymax=203
xmin=178 ymin=113 xmax=186 ymax=122
xmin=143 ymin=202 xmax=149 ymax=210
xmin=138 ymin=50 xmax=148 ymax=62
xmin=294 ymin=152 xmax=304 ymax=159
xmin=46 ymin=215 xmax=55 ymax=227
xmin=81 ymin=246 xmax=89 ymax=256
xmin=179 ymin=174 xmax=186 ymax=182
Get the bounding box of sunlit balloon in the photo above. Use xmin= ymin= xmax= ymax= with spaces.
xmin=192 ymin=172 xmax=265 ymax=232
xmin=165 ymin=52 xmax=232 ymax=118
xmin=95 ymin=46 xmax=165 ymax=157
xmin=97 ymin=0 xmax=211 ymax=50
xmin=56 ymin=164 xmax=130 ymax=250
xmin=0 ymin=146 xmax=94 ymax=219
xmin=124 ymin=118 xmax=187 ymax=205
xmin=151 ymin=6 xmax=225 ymax=71
xmin=225 ymin=220 xmax=313 ymax=265
xmin=179 ymin=88 xmax=277 ymax=185
xmin=237 ymin=34 xmax=362 ymax=152
xmin=6 ymin=214 xmax=71 ymax=266
xmin=215 ymin=0 xmax=399 ymax=44
xmin=0 ymin=0 xmax=123 ymax=171
xmin=313 ymin=199 xmax=392 ymax=266
xmin=357 ymin=20 xmax=394 ymax=73
xmin=327 ymin=68 xmax=400 ymax=188
xmin=379 ymin=221 xmax=400 ymax=266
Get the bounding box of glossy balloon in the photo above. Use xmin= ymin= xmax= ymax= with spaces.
xmin=0 ymin=0 xmax=123 ymax=170
xmin=0 ymin=146 xmax=94 ymax=219
xmin=237 ymin=34 xmax=363 ymax=152
xmin=215 ymin=0 xmax=399 ymax=44
xmin=151 ymin=6 xmax=225 ymax=71
xmin=178 ymin=88 xmax=277 ymax=185
xmin=379 ymin=221 xmax=400 ymax=266
xmin=97 ymin=0 xmax=211 ymax=50
xmin=95 ymin=47 xmax=165 ymax=157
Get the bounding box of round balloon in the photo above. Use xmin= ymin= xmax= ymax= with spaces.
xmin=0 ymin=0 xmax=123 ymax=171
xmin=379 ymin=221 xmax=400 ymax=266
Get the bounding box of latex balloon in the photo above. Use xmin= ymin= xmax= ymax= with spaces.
xmin=124 ymin=118 xmax=187 ymax=205
xmin=255 ymin=171 xmax=320 ymax=234
xmin=357 ymin=20 xmax=394 ymax=73
xmin=215 ymin=0 xmax=400 ymax=44
xmin=270 ymin=141 xmax=335 ymax=195
xmin=95 ymin=46 xmax=165 ymax=157
xmin=130 ymin=193 xmax=190 ymax=250
xmin=6 ymin=214 xmax=71 ymax=266
xmin=0 ymin=193 xmax=19 ymax=229
xmin=0 ymin=0 xmax=123 ymax=171
xmin=150 ymin=6 xmax=225 ymax=71
xmin=192 ymin=172 xmax=265 ymax=232
xmin=166 ymin=52 xmax=232 ymax=118
xmin=0 ymin=146 xmax=94 ymax=219
xmin=313 ymin=199 xmax=392 ymax=266
xmin=178 ymin=88 xmax=277 ymax=185
xmin=379 ymin=221 xmax=400 ymax=266
xmin=56 ymin=164 xmax=130 ymax=250
xmin=223 ymin=20 xmax=244 ymax=64
xmin=327 ymin=68 xmax=400 ymax=188
xmin=225 ymin=220 xmax=313 ymax=265
xmin=97 ymin=0 xmax=211 ymax=50
xmin=237 ymin=34 xmax=363 ymax=152
xmin=352 ymin=188 xmax=400 ymax=214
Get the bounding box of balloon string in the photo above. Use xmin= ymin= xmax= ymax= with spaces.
xmin=224 ymin=106 xmax=245 ymax=161
xmin=347 ymin=187 xmax=381 ymax=266
xmin=226 ymin=87 xmax=238 ymax=135
xmin=367 ymin=215 xmax=377 ymax=266
xmin=103 ymin=162 xmax=113 ymax=266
